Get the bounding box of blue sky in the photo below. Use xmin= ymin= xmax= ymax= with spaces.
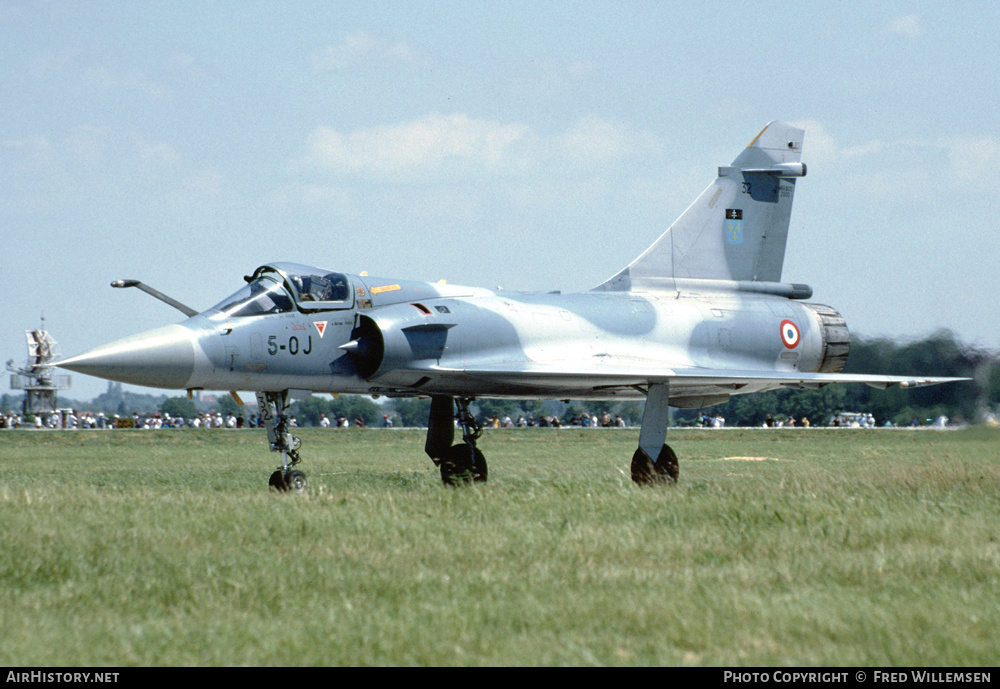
xmin=3 ymin=1 xmax=998 ymax=401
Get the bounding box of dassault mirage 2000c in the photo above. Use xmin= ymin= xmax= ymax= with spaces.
xmin=57 ymin=121 xmax=964 ymax=490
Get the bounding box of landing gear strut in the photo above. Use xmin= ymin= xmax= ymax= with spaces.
xmin=425 ymin=395 xmax=488 ymax=486
xmin=257 ymin=391 xmax=307 ymax=492
xmin=631 ymin=382 xmax=678 ymax=485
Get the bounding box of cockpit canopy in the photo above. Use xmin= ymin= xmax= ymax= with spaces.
xmin=208 ymin=263 xmax=354 ymax=318
xmin=289 ymin=272 xmax=350 ymax=304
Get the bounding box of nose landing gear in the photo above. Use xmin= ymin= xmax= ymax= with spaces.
xmin=257 ymin=391 xmax=307 ymax=493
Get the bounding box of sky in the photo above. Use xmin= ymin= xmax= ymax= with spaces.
xmin=3 ymin=0 xmax=999 ymax=402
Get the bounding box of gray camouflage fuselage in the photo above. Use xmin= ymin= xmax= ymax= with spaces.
xmin=86 ymin=271 xmax=847 ymax=405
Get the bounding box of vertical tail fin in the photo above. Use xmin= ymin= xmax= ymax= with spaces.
xmin=596 ymin=121 xmax=806 ymax=292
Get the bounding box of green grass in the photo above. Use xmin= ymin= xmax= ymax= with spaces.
xmin=1 ymin=426 xmax=998 ymax=666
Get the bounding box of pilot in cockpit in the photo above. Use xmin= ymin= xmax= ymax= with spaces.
xmin=292 ymin=273 xmax=349 ymax=303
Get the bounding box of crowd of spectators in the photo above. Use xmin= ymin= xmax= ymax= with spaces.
xmin=481 ymin=411 xmax=629 ymax=428
xmin=0 ymin=410 xmax=269 ymax=430
xmin=4 ymin=407 xmax=977 ymax=430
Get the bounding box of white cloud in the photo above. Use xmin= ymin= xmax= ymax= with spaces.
xmin=29 ymin=48 xmax=78 ymax=80
xmin=58 ymin=126 xmax=180 ymax=168
xmin=132 ymin=139 xmax=181 ymax=165
xmin=888 ymin=14 xmax=922 ymax=38
xmin=312 ymin=32 xmax=429 ymax=70
xmin=557 ymin=115 xmax=636 ymax=166
xmin=788 ymin=120 xmax=1000 ymax=197
xmin=268 ymin=183 xmax=359 ymax=217
xmin=941 ymin=135 xmax=1000 ymax=184
xmin=788 ymin=119 xmax=837 ymax=166
xmin=304 ymin=113 xmax=660 ymax=178
xmin=66 ymin=125 xmax=113 ymax=161
xmin=510 ymin=59 xmax=598 ymax=103
xmin=177 ymin=169 xmax=226 ymax=200
xmin=1 ymin=126 xmax=200 ymax=214
xmin=2 ymin=134 xmax=57 ymax=169
xmin=80 ymin=66 xmax=170 ymax=100
xmin=166 ymin=52 xmax=196 ymax=70
xmin=306 ymin=113 xmax=536 ymax=176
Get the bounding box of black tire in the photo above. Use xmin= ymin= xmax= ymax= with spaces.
xmin=630 ymin=444 xmax=678 ymax=485
xmin=285 ymin=470 xmax=308 ymax=493
xmin=440 ymin=443 xmax=487 ymax=486
xmin=269 ymin=470 xmax=287 ymax=492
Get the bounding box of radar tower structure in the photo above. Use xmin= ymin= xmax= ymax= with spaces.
xmin=6 ymin=317 xmax=71 ymax=417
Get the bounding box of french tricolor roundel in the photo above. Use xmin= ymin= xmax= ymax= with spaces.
xmin=780 ymin=320 xmax=800 ymax=349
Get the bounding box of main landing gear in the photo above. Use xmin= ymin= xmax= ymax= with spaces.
xmin=257 ymin=391 xmax=307 ymax=493
xmin=425 ymin=395 xmax=488 ymax=486
xmin=421 ymin=387 xmax=677 ymax=487
xmin=257 ymin=385 xmax=675 ymax=491
xmin=630 ymin=382 xmax=679 ymax=486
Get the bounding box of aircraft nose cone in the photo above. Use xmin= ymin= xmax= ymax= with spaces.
xmin=56 ymin=324 xmax=196 ymax=389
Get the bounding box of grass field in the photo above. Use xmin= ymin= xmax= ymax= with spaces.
xmin=1 ymin=426 xmax=998 ymax=666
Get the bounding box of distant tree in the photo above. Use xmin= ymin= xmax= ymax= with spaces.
xmin=844 ymin=330 xmax=987 ymax=424
xmin=91 ymin=381 xmax=125 ymax=413
xmin=216 ymin=393 xmax=242 ymax=418
xmin=615 ymin=401 xmax=645 ymax=426
xmin=330 ymin=396 xmax=382 ymax=426
xmin=289 ymin=395 xmax=383 ymax=427
xmin=392 ymin=398 xmax=432 ymax=427
xmin=119 ymin=391 xmax=168 ymax=414
xmin=518 ymin=399 xmax=549 ymax=422
xmin=161 ymin=396 xmax=198 ymax=419
xmin=474 ymin=398 xmax=520 ymax=422
xmin=293 ymin=397 xmax=330 ymax=426
xmin=0 ymin=393 xmax=24 ymax=413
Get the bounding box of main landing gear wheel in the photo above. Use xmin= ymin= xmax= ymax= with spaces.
xmin=631 ymin=444 xmax=679 ymax=485
xmin=269 ymin=469 xmax=308 ymax=493
xmin=427 ymin=396 xmax=488 ymax=487
xmin=440 ymin=443 xmax=488 ymax=486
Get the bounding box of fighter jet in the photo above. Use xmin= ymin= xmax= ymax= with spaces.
xmin=57 ymin=121 xmax=965 ymax=490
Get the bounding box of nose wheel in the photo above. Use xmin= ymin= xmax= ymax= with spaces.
xmin=270 ymin=469 xmax=308 ymax=492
